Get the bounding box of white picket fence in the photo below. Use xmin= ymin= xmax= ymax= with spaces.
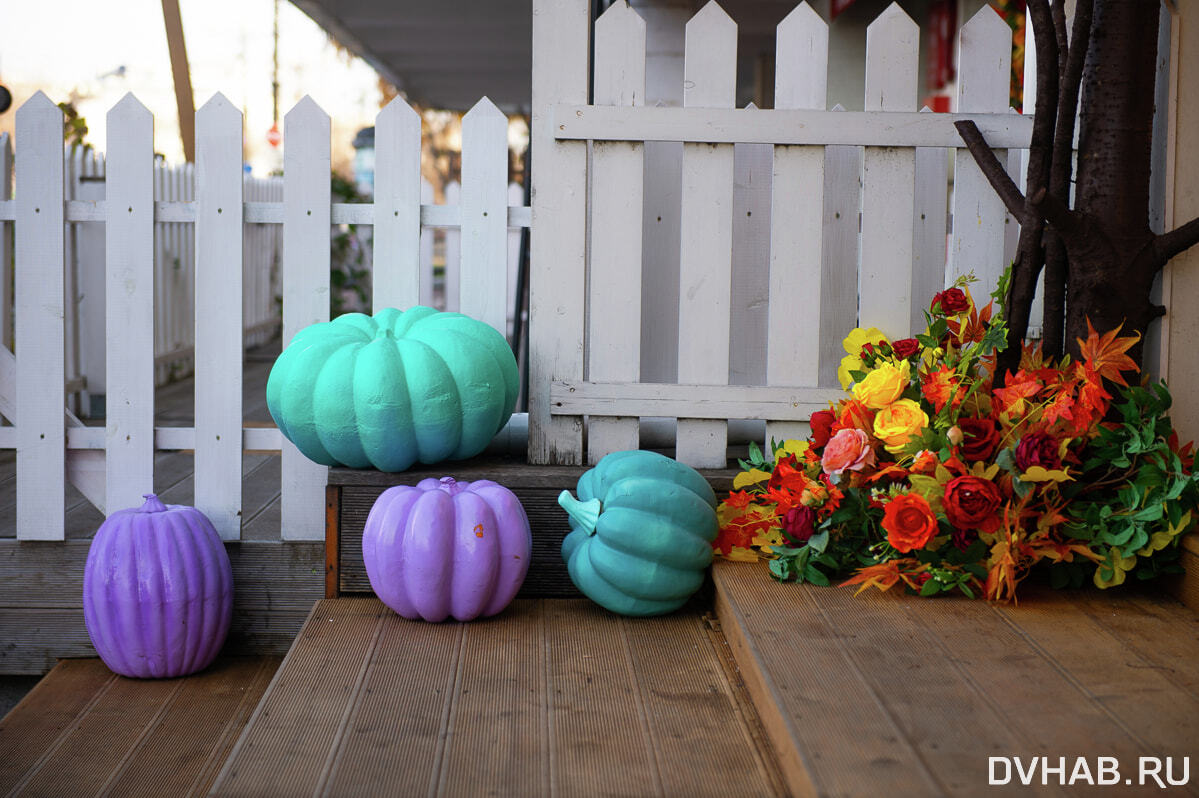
xmin=62 ymin=148 xmax=285 ymax=412
xmin=0 ymin=91 xmax=529 ymax=542
xmin=529 ymin=0 xmax=1032 ymax=467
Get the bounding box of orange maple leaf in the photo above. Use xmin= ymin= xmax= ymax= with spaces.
xmin=1077 ymin=319 xmax=1140 ymax=387
xmin=841 ymin=560 xmax=923 ymax=595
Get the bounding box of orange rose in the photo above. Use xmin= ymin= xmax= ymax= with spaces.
xmin=821 ymin=428 xmax=876 ymax=478
xmin=882 ymin=493 xmax=939 ymax=553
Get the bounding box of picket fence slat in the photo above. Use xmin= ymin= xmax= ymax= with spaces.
xmin=281 ymin=97 xmax=330 ymax=542
xmin=195 ymin=94 xmax=244 ymax=541
xmin=15 ymin=93 xmax=66 ymax=540
xmin=529 ymin=0 xmax=588 ymax=465
xmin=676 ymin=1 xmax=736 ymax=469
xmin=859 ymin=4 xmax=919 ymax=341
xmin=949 ymin=7 xmax=1012 ymax=291
xmin=587 ymin=0 xmax=646 ymax=462
xmin=729 ymin=111 xmax=770 ymax=391
xmin=1 ymin=132 xmax=12 ymax=351
xmin=373 ymin=97 xmax=423 ymax=312
xmin=103 ymin=95 xmax=156 ymax=515
xmin=767 ymin=4 xmax=828 ymax=450
xmin=461 ymin=98 xmax=510 ymax=335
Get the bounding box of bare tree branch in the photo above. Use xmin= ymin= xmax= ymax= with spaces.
xmin=1030 ymin=188 xmax=1081 ymax=238
xmin=953 ymin=121 xmax=1026 ymax=220
xmin=1155 ymin=215 xmax=1199 ymax=264
xmin=1051 ymin=0 xmax=1069 ymax=77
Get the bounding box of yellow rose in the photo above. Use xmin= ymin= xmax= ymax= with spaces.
xmin=838 ymin=327 xmax=889 ymax=389
xmin=873 ymin=398 xmax=929 ymax=453
xmin=853 ymin=360 xmax=911 ymax=409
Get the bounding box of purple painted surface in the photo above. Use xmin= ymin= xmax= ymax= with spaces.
xmin=362 ymin=477 xmax=532 ymax=622
xmin=82 ymin=495 xmax=234 ymax=679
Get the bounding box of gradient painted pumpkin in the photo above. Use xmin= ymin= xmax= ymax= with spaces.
xmin=83 ymin=495 xmax=233 ymax=679
xmin=558 ymin=450 xmax=717 ymax=616
xmin=266 ymin=306 xmax=519 ymax=471
xmin=363 ymin=477 xmax=531 ymax=622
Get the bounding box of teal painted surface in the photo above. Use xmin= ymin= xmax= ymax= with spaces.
xmin=267 ymin=307 xmax=518 ymax=471
xmin=559 ymin=450 xmax=717 ymax=616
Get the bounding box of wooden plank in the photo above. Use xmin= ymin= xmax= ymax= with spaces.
xmin=280 ymin=96 xmax=330 ymax=541
xmin=15 ymin=93 xmax=66 ymax=540
xmin=104 ymin=97 xmax=155 ymax=510
xmin=730 ymin=115 xmax=770 ymax=391
xmin=0 ymin=132 xmax=13 ymax=351
xmin=99 ymin=656 xmax=279 ymax=797
xmin=371 ymin=96 xmax=422 ymax=312
xmin=912 ymin=110 xmax=950 ymax=332
xmin=552 ymin=105 xmax=1034 ymax=148
xmin=677 ymin=2 xmax=737 ymax=469
xmin=859 ymin=5 xmax=919 ymax=340
xmin=767 ymin=4 xmax=827 ymax=449
xmin=325 ymin=485 xmax=339 ymax=599
xmin=528 ymin=0 xmax=588 ymax=465
xmin=948 ymin=8 xmax=1012 ymax=293
xmin=0 ymin=659 xmax=116 ymax=795
xmin=460 ymin=97 xmax=509 ymax=335
xmin=588 ymin=1 xmax=646 ymax=462
xmin=195 ymin=94 xmax=245 ymax=540
xmin=551 ymin=380 xmax=842 ymax=420
xmin=211 ymin=598 xmax=388 ymax=796
xmin=712 ymin=561 xmax=946 ymax=796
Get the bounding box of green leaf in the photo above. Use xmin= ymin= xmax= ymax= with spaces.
xmin=807 ymin=529 xmax=829 ymax=554
xmin=804 ymin=565 xmax=831 ymax=586
xmin=747 ymin=440 xmax=765 ymax=465
xmin=919 ymin=580 xmax=940 ymax=597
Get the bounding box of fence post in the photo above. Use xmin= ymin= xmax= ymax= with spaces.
xmin=280 ymin=97 xmax=331 ymax=542
xmin=587 ymin=1 xmax=646 ymax=462
xmin=529 ymin=0 xmax=587 ymax=465
xmin=949 ymin=7 xmax=1012 ymax=294
xmin=16 ymin=93 xmax=66 ymax=539
xmin=676 ymin=1 xmax=736 ymax=469
xmin=195 ymin=94 xmax=245 ymax=541
xmin=461 ymin=98 xmax=510 ymax=336
xmin=859 ymin=4 xmax=919 ymax=341
xmin=766 ymin=4 xmax=828 ymax=450
xmin=373 ymin=97 xmax=422 ymax=313
xmin=104 ymin=94 xmax=157 ymax=515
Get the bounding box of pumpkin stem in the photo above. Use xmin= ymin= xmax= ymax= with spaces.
xmin=139 ymin=494 xmax=168 ymax=513
xmin=557 ymin=491 xmax=601 ymax=535
xmin=438 ymin=477 xmax=465 ymax=495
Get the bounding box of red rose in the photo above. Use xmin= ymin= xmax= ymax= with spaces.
xmin=809 ymin=409 xmax=836 ymax=449
xmin=943 ymin=476 xmax=1003 ymax=532
xmin=882 ymin=493 xmax=938 ymax=553
xmin=958 ymin=417 xmax=1000 ymax=462
xmin=891 ymin=338 xmax=920 ymax=359
xmin=932 ymin=288 xmax=969 ymax=315
xmin=1014 ymin=432 xmax=1061 ymax=471
xmin=781 ymin=505 xmax=817 ymax=545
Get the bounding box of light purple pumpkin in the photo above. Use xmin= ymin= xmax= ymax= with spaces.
xmin=83 ymin=494 xmax=233 ymax=679
xmin=362 ymin=477 xmax=531 ymax=622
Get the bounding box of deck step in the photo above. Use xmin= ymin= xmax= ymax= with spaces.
xmin=713 ymin=560 xmax=1199 ymax=797
xmin=0 ymin=655 xmax=279 ymax=797
xmin=210 ymin=597 xmax=787 ymax=797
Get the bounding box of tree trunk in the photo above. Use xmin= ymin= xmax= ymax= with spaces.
xmin=1064 ymin=0 xmax=1160 ymax=359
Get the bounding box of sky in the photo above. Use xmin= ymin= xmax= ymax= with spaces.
xmin=0 ymin=0 xmax=384 ymax=174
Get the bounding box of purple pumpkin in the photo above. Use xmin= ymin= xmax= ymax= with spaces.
xmin=363 ymin=477 xmax=531 ymax=622
xmin=83 ymin=494 xmax=233 ymax=678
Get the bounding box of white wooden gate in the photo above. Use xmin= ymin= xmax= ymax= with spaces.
xmin=529 ymin=0 xmax=1031 ymax=468
xmin=0 ymin=92 xmax=529 ymax=542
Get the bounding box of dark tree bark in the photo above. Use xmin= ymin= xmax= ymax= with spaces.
xmin=957 ymin=0 xmax=1199 ymax=378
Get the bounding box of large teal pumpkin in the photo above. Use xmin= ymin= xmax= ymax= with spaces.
xmin=267 ymin=307 xmax=518 ymax=471
xmin=558 ymin=450 xmax=717 ymax=616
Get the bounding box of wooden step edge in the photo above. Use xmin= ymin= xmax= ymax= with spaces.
xmin=712 ymin=577 xmax=821 ymax=798
xmin=1164 ymin=533 xmax=1199 ymax=613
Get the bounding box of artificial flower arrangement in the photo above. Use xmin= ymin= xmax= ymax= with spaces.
xmin=713 ymin=273 xmax=1199 ymax=601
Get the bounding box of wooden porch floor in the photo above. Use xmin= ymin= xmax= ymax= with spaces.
xmin=3 ymin=565 xmax=1198 ymax=796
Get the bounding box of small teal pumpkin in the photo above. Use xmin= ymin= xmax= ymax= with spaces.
xmin=267 ymin=307 xmax=518 ymax=471
xmin=558 ymin=450 xmax=717 ymax=616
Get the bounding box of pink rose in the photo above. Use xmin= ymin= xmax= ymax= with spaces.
xmin=821 ymin=428 xmax=876 ymax=478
